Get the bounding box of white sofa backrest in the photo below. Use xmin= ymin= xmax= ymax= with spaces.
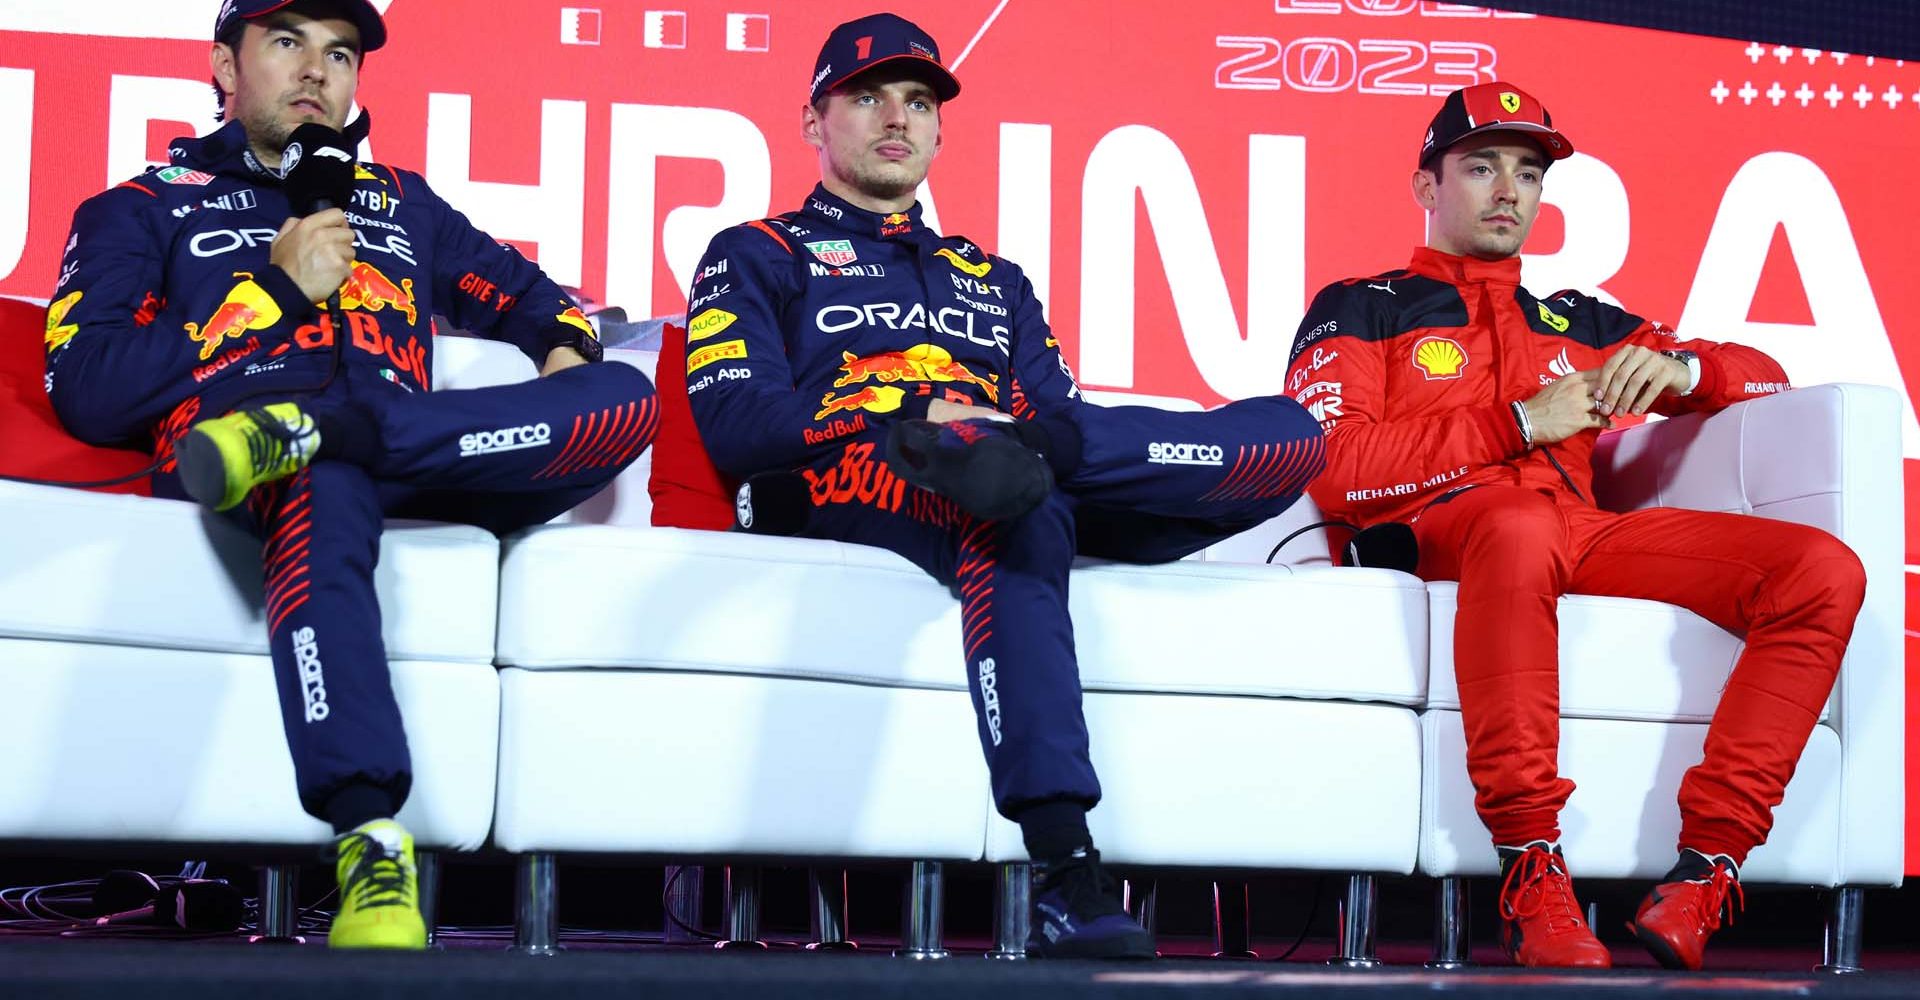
xmin=1593 ymin=383 xmax=1904 ymax=884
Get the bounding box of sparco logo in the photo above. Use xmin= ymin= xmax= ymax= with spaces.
xmin=459 ymin=423 xmax=552 ymax=456
xmin=977 ymin=657 xmax=1002 ymax=746
xmin=1147 ymin=442 xmax=1224 ymax=466
xmin=293 ymin=626 xmax=330 ymax=722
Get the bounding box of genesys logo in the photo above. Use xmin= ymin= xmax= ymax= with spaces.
xmin=460 ymin=422 xmax=553 ymax=456
xmin=1147 ymin=441 xmax=1224 ymax=466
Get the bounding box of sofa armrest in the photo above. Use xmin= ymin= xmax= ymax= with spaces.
xmin=1591 ymin=384 xmax=1904 ymax=885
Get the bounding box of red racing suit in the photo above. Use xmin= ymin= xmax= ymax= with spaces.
xmin=1287 ymin=247 xmax=1865 ymax=861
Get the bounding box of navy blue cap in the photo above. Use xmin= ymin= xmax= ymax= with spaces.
xmin=215 ymin=0 xmax=388 ymax=53
xmin=810 ymin=13 xmax=960 ymax=105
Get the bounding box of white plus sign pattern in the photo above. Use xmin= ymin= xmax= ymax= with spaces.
xmin=1717 ymin=42 xmax=1913 ymax=115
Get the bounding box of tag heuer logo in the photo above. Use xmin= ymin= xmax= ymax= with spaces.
xmin=1499 ymin=91 xmax=1521 ymax=114
xmin=155 ymin=166 xmax=214 ymax=186
xmin=805 ymin=239 xmax=858 ymax=266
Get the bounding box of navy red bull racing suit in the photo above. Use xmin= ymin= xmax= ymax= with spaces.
xmin=652 ymin=185 xmax=1327 ymax=815
xmin=1287 ymin=247 xmax=1863 ymax=862
xmin=44 ymin=116 xmax=658 ymax=820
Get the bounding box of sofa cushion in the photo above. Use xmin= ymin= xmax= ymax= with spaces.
xmin=985 ymin=696 xmax=1422 ymax=871
xmin=492 ymin=667 xmax=989 ymax=858
xmin=496 ymin=524 xmax=1428 ymax=703
xmin=0 ymin=637 xmax=499 ymax=850
xmin=0 ymin=480 xmax=499 ymax=663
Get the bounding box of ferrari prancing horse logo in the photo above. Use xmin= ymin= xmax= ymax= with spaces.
xmin=1500 ymin=91 xmax=1522 ymax=114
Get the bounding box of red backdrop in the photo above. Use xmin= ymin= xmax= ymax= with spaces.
xmin=2 ymin=0 xmax=1914 ymax=865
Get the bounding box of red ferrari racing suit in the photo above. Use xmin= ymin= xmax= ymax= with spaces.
xmin=1287 ymin=247 xmax=1865 ymax=861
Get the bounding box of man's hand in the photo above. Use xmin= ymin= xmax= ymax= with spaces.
xmin=1594 ymin=344 xmax=1691 ymax=416
xmin=269 ymin=210 xmax=356 ymax=305
xmin=926 ymin=398 xmax=1012 ymax=424
xmin=540 ymin=345 xmax=589 ymax=377
xmin=1522 ymin=370 xmax=1611 ymax=444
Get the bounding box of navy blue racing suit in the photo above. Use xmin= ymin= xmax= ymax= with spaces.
xmin=682 ymin=185 xmax=1325 ymax=814
xmin=45 ymin=116 xmax=657 ymax=820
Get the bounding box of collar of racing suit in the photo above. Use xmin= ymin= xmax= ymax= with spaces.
xmin=1406 ymin=245 xmax=1522 ymax=288
xmin=165 ymin=112 xmax=373 ymax=180
xmin=796 ymin=183 xmax=928 ymax=240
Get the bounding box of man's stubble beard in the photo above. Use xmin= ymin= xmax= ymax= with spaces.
xmin=241 ymin=104 xmax=294 ymax=165
xmin=845 ymin=157 xmax=923 ymax=202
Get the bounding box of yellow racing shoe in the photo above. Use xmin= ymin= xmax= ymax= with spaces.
xmin=324 ymin=819 xmax=427 ymax=950
xmin=173 ymin=402 xmax=321 ymax=511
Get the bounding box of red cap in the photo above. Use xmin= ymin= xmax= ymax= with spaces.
xmin=1419 ymin=82 xmax=1572 ymax=167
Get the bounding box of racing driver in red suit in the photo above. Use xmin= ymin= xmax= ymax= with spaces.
xmin=1285 ymin=82 xmax=1866 ymax=970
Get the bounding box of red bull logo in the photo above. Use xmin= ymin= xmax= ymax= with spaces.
xmin=557 ymin=306 xmax=599 ymax=340
xmin=831 ymin=344 xmax=1000 ymax=403
xmin=813 ymin=384 xmax=905 ymax=420
xmin=804 ymin=440 xmax=907 ymax=513
xmin=44 ymin=290 xmax=83 ymax=353
xmin=880 ymin=212 xmax=912 ymax=237
xmin=184 ymin=275 xmax=282 ymax=360
xmin=338 ymin=261 xmax=417 ymax=326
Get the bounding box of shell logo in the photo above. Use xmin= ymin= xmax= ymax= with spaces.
xmin=1412 ymin=336 xmax=1469 ymax=380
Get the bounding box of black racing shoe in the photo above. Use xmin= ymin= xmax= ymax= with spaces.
xmin=1028 ymin=848 xmax=1156 ymax=960
xmin=884 ymin=418 xmax=1053 ymax=521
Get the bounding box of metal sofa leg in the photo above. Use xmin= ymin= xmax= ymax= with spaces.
xmin=718 ymin=865 xmax=767 ymax=949
xmin=512 ymin=853 xmax=559 ymax=956
xmin=807 ymin=867 xmax=856 ymax=950
xmin=1425 ymin=876 xmax=1472 ymax=969
xmin=1212 ymin=880 xmax=1256 ymax=958
xmin=663 ymin=865 xmax=705 ymax=944
xmin=987 ymin=862 xmax=1030 ymax=960
xmin=894 ymin=860 xmax=949 ymax=959
xmin=416 ymin=849 xmax=441 ymax=949
xmin=253 ymin=864 xmax=301 ymax=943
xmin=1328 ymin=873 xmax=1382 ymax=968
xmin=1126 ymin=877 xmax=1159 ymax=939
xmin=1815 ymin=886 xmax=1866 ymax=974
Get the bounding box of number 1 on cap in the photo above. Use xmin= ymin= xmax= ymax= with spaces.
xmin=856 ymin=36 xmax=872 ymax=59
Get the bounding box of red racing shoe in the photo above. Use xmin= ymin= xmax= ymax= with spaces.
xmin=1627 ymin=850 xmax=1743 ymax=970
xmin=1496 ymin=841 xmax=1612 ymax=968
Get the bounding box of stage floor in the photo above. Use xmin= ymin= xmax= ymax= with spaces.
xmin=4 ymin=934 xmax=1917 ymax=1000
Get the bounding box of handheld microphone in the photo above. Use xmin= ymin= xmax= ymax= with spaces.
xmin=1341 ymin=521 xmax=1419 ymax=573
xmin=91 ymin=879 xmax=245 ymax=932
xmin=280 ymin=122 xmax=358 ymax=359
xmin=281 ymin=122 xmax=357 ymax=215
xmin=734 ymin=472 xmax=812 ymax=536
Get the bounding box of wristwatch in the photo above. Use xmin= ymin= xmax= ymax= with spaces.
xmin=555 ymin=322 xmax=605 ymax=364
xmin=1661 ymin=349 xmax=1700 ymax=396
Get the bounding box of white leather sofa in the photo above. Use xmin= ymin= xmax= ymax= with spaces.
xmin=0 ymin=317 xmax=1899 ymax=967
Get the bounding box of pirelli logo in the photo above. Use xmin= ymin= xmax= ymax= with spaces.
xmin=688 ymin=338 xmax=748 ymax=375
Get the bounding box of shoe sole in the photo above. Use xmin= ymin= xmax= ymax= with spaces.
xmin=1626 ymin=919 xmax=1695 ymax=971
xmin=174 ymin=428 xmax=239 ymax=511
xmin=885 ymin=421 xmax=1053 ymax=522
xmin=1029 ymin=937 xmax=1157 ymax=960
